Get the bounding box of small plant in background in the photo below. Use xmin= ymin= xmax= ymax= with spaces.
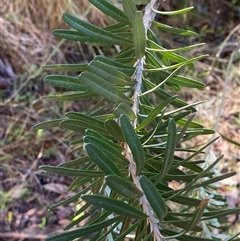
xmin=34 ymin=0 xmax=240 ymax=240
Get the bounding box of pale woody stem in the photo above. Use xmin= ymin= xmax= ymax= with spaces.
xmin=129 ymin=1 xmax=165 ymax=240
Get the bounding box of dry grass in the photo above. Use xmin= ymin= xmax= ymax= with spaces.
xmin=1 ymin=0 xmax=239 ymax=240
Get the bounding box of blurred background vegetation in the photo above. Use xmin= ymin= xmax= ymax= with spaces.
xmin=0 ymin=0 xmax=239 ymax=240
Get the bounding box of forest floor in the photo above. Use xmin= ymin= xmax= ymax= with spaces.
xmin=1 ymin=1 xmax=239 ymax=240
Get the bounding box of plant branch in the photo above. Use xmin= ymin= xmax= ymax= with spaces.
xmin=128 ymin=1 xmax=165 ymax=240
xmin=132 ymin=0 xmax=161 ymax=129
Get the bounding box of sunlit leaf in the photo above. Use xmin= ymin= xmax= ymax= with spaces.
xmin=152 ymin=21 xmax=198 ymax=36
xmin=153 ymin=6 xmax=194 ymax=15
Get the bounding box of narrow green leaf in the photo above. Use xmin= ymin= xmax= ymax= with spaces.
xmin=105 ymin=175 xmax=143 ymax=199
xmin=153 ymin=6 xmax=194 ymax=15
xmin=136 ymin=96 xmax=177 ymax=131
xmin=89 ymin=0 xmax=129 ymax=24
xmin=152 ymin=21 xmax=198 ymax=36
xmin=43 ymin=75 xmax=87 ymax=91
xmin=114 ymin=103 xmax=136 ymax=121
xmin=105 ymin=119 xmax=125 ymax=142
xmin=82 ymin=195 xmax=148 ymax=219
xmin=156 ymin=71 xmax=205 ymax=89
xmin=162 ymin=229 xmax=214 ymax=241
xmin=122 ymin=0 xmax=138 ymax=24
xmin=59 ymin=156 xmax=90 ymax=168
xmin=42 ymin=91 xmax=94 ymax=101
xmin=84 ymin=134 xmax=128 ymax=165
xmin=168 ymin=195 xmax=201 ymax=207
xmin=88 ymin=60 xmax=134 ymax=86
xmin=220 ymin=132 xmax=240 ymax=147
xmin=120 ymin=115 xmax=145 ymax=176
xmin=52 ymin=29 xmax=107 ymax=44
xmin=65 ymin=111 xmax=106 ymax=131
xmin=40 ymin=165 xmax=104 ymax=177
xmin=133 ymin=11 xmax=145 ymax=59
xmin=158 ymin=119 xmax=177 ymax=180
xmin=189 ymin=172 xmax=237 ymax=190
xmin=85 ymin=129 xmax=123 ymax=151
xmin=85 ymin=143 xmax=122 ymax=176
xmin=163 ymin=217 xmax=202 ymax=232
xmin=32 ymin=119 xmax=62 ymax=130
xmin=45 ymin=216 xmax=121 ymax=241
xmin=201 ymin=208 xmax=240 ymax=220
xmin=42 ymin=63 xmax=87 ymax=72
xmin=80 ymin=72 xmax=133 ymax=104
xmin=145 ymin=55 xmax=208 ymax=72
xmin=140 ymin=175 xmax=168 ymax=221
xmin=147 ymin=38 xmax=187 ymax=63
xmin=62 ymin=13 xmax=132 ymax=45
xmin=94 ymin=56 xmax=135 ymax=75
xmin=186 ymin=198 xmax=209 ymax=232
xmin=147 ymin=43 xmax=205 ymax=53
xmin=60 ymin=116 xmax=107 ymax=134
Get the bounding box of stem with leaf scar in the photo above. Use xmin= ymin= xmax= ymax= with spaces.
xmin=127 ymin=1 xmax=164 ymax=240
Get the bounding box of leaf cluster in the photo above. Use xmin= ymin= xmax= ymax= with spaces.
xmin=35 ymin=0 xmax=239 ymax=240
